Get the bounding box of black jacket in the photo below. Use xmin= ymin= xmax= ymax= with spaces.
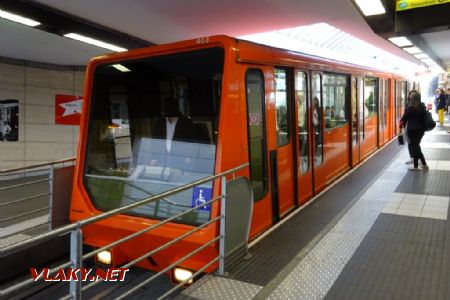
xmin=152 ymin=114 xmax=196 ymax=142
xmin=436 ymin=94 xmax=446 ymax=110
xmin=400 ymin=104 xmax=426 ymax=131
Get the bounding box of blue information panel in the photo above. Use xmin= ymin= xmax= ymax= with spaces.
xmin=191 ymin=187 xmax=212 ymax=211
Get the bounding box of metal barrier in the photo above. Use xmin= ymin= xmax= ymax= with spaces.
xmin=0 ymin=162 xmax=249 ymax=300
xmin=0 ymin=158 xmax=76 ymax=237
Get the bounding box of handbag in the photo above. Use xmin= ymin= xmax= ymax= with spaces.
xmin=424 ymin=110 xmax=436 ymax=131
xmin=397 ymin=133 xmax=404 ymax=145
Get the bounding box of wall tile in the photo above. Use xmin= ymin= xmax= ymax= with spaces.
xmin=74 ymin=71 xmax=86 ymax=92
xmin=1 ymin=64 xmax=84 ymax=168
xmin=0 ymin=83 xmax=25 ymax=103
xmin=25 ymin=105 xmax=54 ymax=124
xmin=25 ymin=86 xmax=73 ymax=106
xmin=25 ymin=124 xmax=74 ymax=142
xmin=25 ymin=142 xmax=74 ymax=161
xmin=0 ymin=160 xmax=24 ymax=170
xmin=0 ymin=63 xmax=25 ymax=85
xmin=26 ymin=67 xmax=73 ymax=90
xmin=0 ymin=142 xmax=25 ymax=161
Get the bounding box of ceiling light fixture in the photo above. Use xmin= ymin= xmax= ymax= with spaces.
xmin=111 ymin=64 xmax=131 ymax=72
xmin=414 ymin=53 xmax=429 ymax=59
xmin=64 ymin=33 xmax=127 ymax=52
xmin=420 ymin=58 xmax=434 ymax=64
xmin=403 ymin=46 xmax=422 ymax=54
xmin=388 ymin=37 xmax=412 ymax=47
xmin=354 ymin=0 xmax=386 ymax=16
xmin=0 ymin=9 xmax=41 ymax=27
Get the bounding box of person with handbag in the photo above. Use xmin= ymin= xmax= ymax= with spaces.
xmin=400 ymin=91 xmax=429 ymax=171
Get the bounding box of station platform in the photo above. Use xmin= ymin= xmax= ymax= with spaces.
xmin=178 ymin=123 xmax=450 ymax=300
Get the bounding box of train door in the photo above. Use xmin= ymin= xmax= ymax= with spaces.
xmin=272 ymin=68 xmax=295 ymax=219
xmin=351 ymin=76 xmax=360 ymax=166
xmin=351 ymin=76 xmax=364 ymax=166
xmin=245 ymin=69 xmax=271 ymax=234
xmin=311 ymin=72 xmax=325 ymax=193
xmin=378 ymin=79 xmax=385 ymax=146
xmin=295 ymin=70 xmax=313 ymax=204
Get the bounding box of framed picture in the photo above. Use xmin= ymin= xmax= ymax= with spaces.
xmin=0 ymin=99 xmax=19 ymax=142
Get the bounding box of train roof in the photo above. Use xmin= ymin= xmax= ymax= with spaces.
xmin=88 ymin=35 xmax=407 ymax=79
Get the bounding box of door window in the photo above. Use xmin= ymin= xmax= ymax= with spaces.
xmin=275 ymin=68 xmax=290 ymax=146
xmin=312 ymin=73 xmax=323 ymax=166
xmin=296 ymin=71 xmax=309 ymax=174
xmin=246 ymin=69 xmax=268 ymax=200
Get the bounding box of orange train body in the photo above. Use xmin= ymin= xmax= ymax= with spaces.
xmin=70 ymin=35 xmax=414 ymax=275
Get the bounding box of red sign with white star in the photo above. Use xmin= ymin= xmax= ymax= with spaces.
xmin=55 ymin=95 xmax=83 ymax=125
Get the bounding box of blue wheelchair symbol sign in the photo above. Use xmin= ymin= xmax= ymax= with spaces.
xmin=192 ymin=187 xmax=212 ymax=211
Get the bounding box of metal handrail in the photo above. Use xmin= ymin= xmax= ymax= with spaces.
xmin=0 ymin=162 xmax=248 ymax=257
xmin=0 ymin=192 xmax=51 ymax=207
xmin=0 ymin=162 xmax=249 ymax=299
xmin=0 ymin=157 xmax=76 ymax=175
xmin=117 ymin=237 xmax=222 ymax=300
xmin=83 ymin=195 xmax=222 ymax=261
xmin=0 ymin=178 xmax=50 ymax=191
xmin=81 ymin=213 xmax=223 ymax=293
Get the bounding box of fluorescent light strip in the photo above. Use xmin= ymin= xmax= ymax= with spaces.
xmin=0 ymin=9 xmax=41 ymax=27
xmin=64 ymin=33 xmax=127 ymax=52
xmin=354 ymin=0 xmax=386 ymax=16
xmin=403 ymin=46 xmax=422 ymax=54
xmin=421 ymin=58 xmax=434 ymax=64
xmin=111 ymin=64 xmax=131 ymax=72
xmin=414 ymin=53 xmax=429 ymax=59
xmin=388 ymin=36 xmax=412 ymax=47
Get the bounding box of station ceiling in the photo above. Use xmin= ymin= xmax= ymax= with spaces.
xmin=0 ymin=0 xmax=449 ymax=71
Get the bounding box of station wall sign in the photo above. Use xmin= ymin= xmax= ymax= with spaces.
xmin=396 ymin=0 xmax=450 ymax=11
xmin=0 ymin=99 xmax=19 ymax=142
xmin=55 ymin=94 xmax=83 ymax=125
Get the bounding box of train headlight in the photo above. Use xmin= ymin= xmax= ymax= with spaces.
xmin=173 ymin=267 xmax=193 ymax=284
xmin=96 ymin=250 xmax=112 ymax=265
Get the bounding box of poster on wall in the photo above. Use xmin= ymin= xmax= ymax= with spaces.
xmin=0 ymin=99 xmax=19 ymax=142
xmin=55 ymin=94 xmax=83 ymax=125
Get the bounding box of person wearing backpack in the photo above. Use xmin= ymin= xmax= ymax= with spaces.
xmin=400 ymin=91 xmax=429 ymax=171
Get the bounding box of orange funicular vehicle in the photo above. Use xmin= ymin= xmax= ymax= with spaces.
xmin=70 ymin=35 xmax=408 ymax=282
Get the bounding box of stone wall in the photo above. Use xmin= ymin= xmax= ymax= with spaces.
xmin=0 ymin=62 xmax=85 ymax=170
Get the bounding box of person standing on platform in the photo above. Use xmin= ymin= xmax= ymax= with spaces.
xmin=404 ymin=90 xmax=416 ymax=165
xmin=446 ymin=87 xmax=450 ymax=115
xmin=400 ymin=91 xmax=429 ymax=171
xmin=435 ymin=88 xmax=446 ymax=126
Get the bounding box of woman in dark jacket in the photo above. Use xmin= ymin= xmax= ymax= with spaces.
xmin=435 ymin=88 xmax=446 ymax=125
xmin=400 ymin=91 xmax=429 ymax=171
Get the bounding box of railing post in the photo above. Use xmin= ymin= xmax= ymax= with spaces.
xmin=48 ymin=165 xmax=54 ymax=230
xmin=218 ymin=175 xmax=227 ymax=276
xmin=70 ymin=223 xmax=83 ymax=300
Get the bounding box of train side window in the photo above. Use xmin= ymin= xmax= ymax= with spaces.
xmin=274 ymin=68 xmax=290 ymax=146
xmin=379 ymin=79 xmax=384 ymax=132
xmin=312 ymin=72 xmax=323 ymax=167
xmin=384 ymin=79 xmax=388 ymax=128
xmin=379 ymin=79 xmax=388 ymax=131
xmin=351 ymin=76 xmax=358 ymax=145
xmin=296 ymin=71 xmax=309 ymax=174
xmin=358 ymin=77 xmax=365 ymax=140
xmin=323 ymin=73 xmax=348 ymax=129
xmin=364 ymin=77 xmax=378 ymax=119
xmin=246 ymin=69 xmax=268 ymax=200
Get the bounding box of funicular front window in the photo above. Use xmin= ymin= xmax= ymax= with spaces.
xmin=84 ymin=47 xmax=224 ymax=226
